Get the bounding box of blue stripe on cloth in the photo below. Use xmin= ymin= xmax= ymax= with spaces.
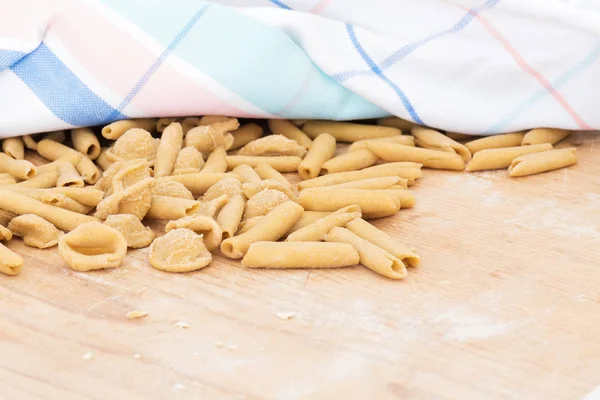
xmin=0 ymin=49 xmax=26 ymax=71
xmin=267 ymin=0 xmax=292 ymax=9
xmin=332 ymin=0 xmax=502 ymax=82
xmin=485 ymin=43 xmax=600 ymax=134
xmin=10 ymin=43 xmax=127 ymax=127
xmin=346 ymin=24 xmax=423 ymax=124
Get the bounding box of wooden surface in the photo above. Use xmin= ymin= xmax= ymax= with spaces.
xmin=1 ymin=132 xmax=599 ymax=400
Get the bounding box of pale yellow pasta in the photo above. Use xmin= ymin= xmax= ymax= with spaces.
xmin=220 ymin=200 xmax=303 ymax=259
xmin=226 ymin=155 xmax=302 ymax=172
xmin=376 ymin=117 xmax=417 ymax=131
xmin=325 ymin=227 xmax=407 ymax=279
xmin=36 ymin=152 xmax=82 ymax=175
xmin=522 ymin=128 xmax=570 ymax=146
xmin=203 ymin=177 xmax=242 ymax=201
xmin=166 ymin=214 xmax=222 ymax=252
xmin=146 ymin=196 xmax=201 ymax=220
xmin=37 ymin=139 xmax=100 ymax=184
xmin=291 ymin=119 xmax=309 ymax=126
xmin=22 ymin=134 xmax=39 ymax=151
xmin=230 ymin=123 xmax=264 ymax=150
xmin=3 ymin=137 xmax=24 ymax=159
xmin=153 ymin=122 xmax=183 ymax=178
xmin=267 ymin=119 xmax=312 ymax=149
xmin=242 ymin=242 xmax=360 ymax=269
xmin=466 ymin=144 xmax=553 ymax=172
xmin=94 ymin=178 xmax=155 ymax=220
xmin=286 ymin=205 xmax=362 ymax=242
xmin=36 ymin=192 xmax=93 ymax=215
xmin=374 ymin=189 xmax=415 ymax=208
xmin=386 ymin=184 xmax=409 ymax=191
xmin=0 ymin=224 xmax=12 ymax=240
xmin=348 ymin=135 xmax=416 ymax=152
xmin=44 ymin=131 xmax=66 ymax=143
xmin=303 ymin=121 xmax=401 ymax=142
xmin=366 ymin=142 xmax=465 ymax=170
xmin=243 ymin=189 xmax=291 ymax=220
xmin=254 ymin=162 xmax=290 ymax=186
xmin=285 ymin=211 xmax=332 ymax=235
xmin=96 ymin=147 xmax=113 ymax=170
xmin=445 ymin=132 xmax=474 ymax=141
xmin=99 ymin=159 xmax=152 ymax=196
xmin=104 ymin=129 xmax=159 ymax=165
xmin=102 ymin=118 xmax=156 ymax=140
xmin=199 ymin=115 xmax=236 ymax=126
xmin=157 ymin=117 xmax=180 ymax=132
xmin=159 ymin=172 xmax=235 ymax=195
xmin=0 ymin=189 xmax=96 ymax=231
xmin=196 ymin=194 xmax=229 ymax=218
xmin=58 ymin=221 xmax=127 ymax=271
xmin=0 ymin=152 xmax=37 ymax=180
xmin=184 ymin=119 xmax=239 ymax=155
xmin=298 ymin=188 xmax=400 ymax=219
xmin=412 ymin=127 xmax=471 ymax=162
xmin=236 ymin=216 xmax=263 ymax=234
xmin=238 ymin=135 xmax=307 ymax=157
xmin=172 ymin=146 xmax=204 ymax=174
xmin=326 ymin=176 xmax=403 ymax=190
xmin=216 ymin=194 xmax=245 ymax=239
xmin=0 ymin=243 xmax=22 ymax=276
xmin=346 ymin=218 xmax=420 ymax=267
xmin=56 ymin=161 xmax=84 ymax=188
xmin=181 ymin=117 xmax=201 ymax=134
xmin=321 ymin=149 xmax=378 ymax=174
xmin=0 ymin=173 xmax=17 ymax=185
xmin=202 ymin=147 xmax=228 ymax=173
xmin=298 ymin=133 xmax=336 ymax=180
xmin=104 ymin=214 xmax=155 ymax=249
xmin=0 ymin=210 xmax=16 ymax=226
xmin=71 ymin=128 xmax=101 ymax=160
xmin=8 ymin=214 xmax=62 ymax=249
xmin=241 ymin=179 xmax=297 ymax=201
xmin=149 ymin=228 xmax=212 ymax=273
xmin=151 ymin=179 xmax=194 ymax=200
xmin=232 ymin=164 xmax=262 ymax=183
xmin=4 ymin=171 xmax=57 ymax=189
xmin=508 ymin=148 xmax=577 ymax=177
xmin=10 ymin=187 xmax=102 ymax=207
xmin=297 ymin=162 xmax=422 ymax=190
xmin=465 ymin=132 xmax=525 ymax=154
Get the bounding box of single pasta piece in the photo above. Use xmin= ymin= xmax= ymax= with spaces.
xmin=199 ymin=115 xmax=233 ymax=125
xmin=203 ymin=177 xmax=242 ymax=201
xmin=71 ymin=128 xmax=101 ymax=160
xmin=95 ymin=159 xmax=152 ymax=195
xmin=286 ymin=205 xmax=362 ymax=242
xmin=242 ymin=242 xmax=360 ymax=269
xmin=366 ymin=142 xmax=465 ymax=170
xmin=325 ymin=227 xmax=407 ymax=279
xmin=268 ymin=119 xmax=312 ymax=149
xmin=465 ymin=132 xmax=525 ymax=154
xmin=232 ymin=164 xmax=262 ymax=183
xmin=165 ymin=214 xmax=222 ymax=252
xmin=0 ymin=225 xmax=12 ymax=240
xmin=302 ymin=121 xmax=400 ymax=142
xmin=243 ymin=189 xmax=291 ymax=220
xmin=236 ymin=216 xmax=263 ymax=234
xmin=321 ymin=149 xmax=378 ymax=174
xmin=237 ymin=135 xmax=307 ymax=157
xmin=254 ymin=162 xmax=290 ymax=186
xmin=298 ymin=188 xmax=400 ymax=219
xmin=216 ymin=194 xmax=245 ymax=239
xmin=172 ymin=146 xmax=204 ymax=175
xmin=3 ymin=137 xmax=25 ymax=159
xmin=291 ymin=119 xmax=309 ymax=126
xmin=23 ymin=134 xmax=39 ymax=150
xmin=0 ymin=152 xmax=37 ymax=180
xmin=181 ymin=117 xmax=201 ymax=134
xmin=376 ymin=117 xmax=417 ymax=131
xmin=226 ymin=156 xmax=302 ymax=172
xmin=58 ymin=221 xmax=127 ymax=271
xmin=0 ymin=209 xmax=16 ymax=226
xmin=45 ymin=131 xmax=66 ymax=143
xmin=230 ymin=123 xmax=264 ymax=150
xmin=94 ymin=178 xmax=155 ymax=220
xmin=56 ymin=161 xmax=84 ymax=188
xmin=297 ymin=162 xmax=422 ymax=190
xmin=386 ymin=184 xmax=409 ymax=191
xmin=445 ymin=132 xmax=474 ymax=141
xmin=411 ymin=127 xmax=471 ymax=162
xmin=104 ymin=214 xmax=155 ymax=248
xmin=285 ymin=211 xmax=332 ymax=235
xmin=220 ymin=200 xmax=303 ymax=259
xmin=346 ymin=218 xmax=420 ymax=267
xmin=376 ymin=190 xmax=415 ymax=208
xmin=0 ymin=243 xmax=22 ymax=276
xmin=102 ymin=118 xmax=156 ymax=140
xmin=0 ymin=189 xmax=97 ymax=231
xmin=8 ymin=214 xmax=62 ymax=249
xmin=348 ymin=135 xmax=415 ymax=152
xmin=159 ymin=172 xmax=235 ymax=196
xmin=5 ymin=171 xmax=58 ymax=189
xmin=35 ymin=192 xmax=93 ymax=215
xmin=149 ymin=228 xmax=212 ymax=273
xmin=326 ymin=176 xmax=403 ymax=190
xmin=196 ymin=194 xmax=229 ymax=218
xmin=37 ymin=139 xmax=100 ymax=184
xmin=184 ymin=119 xmax=239 ymax=155
xmin=96 ymin=147 xmax=113 ymax=170
xmin=36 ymin=152 xmax=82 ymax=175
xmin=151 ymin=179 xmax=194 ymax=200
xmin=153 ymin=122 xmax=183 ymax=178
xmin=25 ymin=187 xmax=104 ymax=207
xmin=202 ymin=147 xmax=228 ymax=173
xmin=156 ymin=117 xmax=180 ymax=132
xmin=0 ymin=173 xmax=17 ymax=185
xmin=522 ymin=128 xmax=570 ymax=146
xmin=298 ymin=133 xmax=336 ymax=180
xmin=241 ymin=179 xmax=297 ymax=201
xmin=146 ymin=196 xmax=201 ymax=220
xmin=508 ymin=148 xmax=577 ymax=177
xmin=104 ymin=129 xmax=159 ymax=165
xmin=466 ymin=144 xmax=553 ymax=172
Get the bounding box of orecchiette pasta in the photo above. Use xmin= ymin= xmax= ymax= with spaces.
xmin=149 ymin=228 xmax=212 ymax=272
xmin=104 ymin=214 xmax=155 ymax=248
xmin=172 ymin=146 xmax=205 ymax=175
xmin=165 ymin=214 xmax=223 ymax=252
xmin=94 ymin=178 xmax=155 ymax=220
xmin=104 ymin=129 xmax=159 ymax=165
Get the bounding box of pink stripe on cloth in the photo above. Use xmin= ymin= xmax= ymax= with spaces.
xmin=310 ymin=0 xmax=334 ymax=14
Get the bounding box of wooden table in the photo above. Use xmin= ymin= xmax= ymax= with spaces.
xmin=1 ymin=132 xmax=599 ymax=400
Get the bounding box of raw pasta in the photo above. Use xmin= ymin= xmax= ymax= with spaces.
xmin=196 ymin=194 xmax=229 ymax=218
xmin=5 ymin=171 xmax=58 ymax=189
xmin=302 ymin=121 xmax=401 ymax=142
xmin=411 ymin=127 xmax=471 ymax=162
xmin=216 ymin=194 xmax=245 ymax=239
xmin=0 ymin=152 xmax=37 ymax=180
xmin=149 ymin=228 xmax=212 ymax=273
xmin=366 ymin=142 xmax=465 ymax=170
xmin=376 ymin=117 xmax=418 ymax=131
xmin=522 ymin=128 xmax=570 ymax=146
xmin=3 ymin=137 xmax=24 ymax=159
xmin=508 ymin=148 xmax=577 ymax=177
xmin=153 ymin=122 xmax=183 ymax=178
xmin=165 ymin=214 xmax=222 ymax=252
xmin=348 ymin=135 xmax=416 ymax=152
xmin=56 ymin=161 xmax=84 ymax=188
xmin=202 ymin=147 xmax=228 ymax=173
xmin=238 ymin=135 xmax=307 ymax=157
xmin=146 ymin=196 xmax=201 ymax=220
xmin=298 ymin=188 xmax=401 ymax=219
xmin=241 ymin=179 xmax=297 ymax=201
xmin=151 ymin=179 xmax=194 ymax=200
xmin=232 ymin=164 xmax=262 ymax=183
xmin=242 ymin=242 xmax=360 ymax=269
xmin=0 ymin=209 xmax=16 ymax=226
xmin=104 ymin=129 xmax=159 ymax=165
xmin=226 ymin=156 xmax=302 ymax=172
xmin=37 ymin=139 xmax=100 ymax=184
xmin=243 ymin=189 xmax=291 ymax=220
xmin=298 ymin=133 xmax=336 ymax=180
xmin=321 ymin=149 xmax=378 ymax=174
xmin=199 ymin=115 xmax=233 ymax=126
xmin=157 ymin=117 xmax=180 ymax=132
xmin=0 ymin=243 xmax=22 ymax=276
xmin=104 ymin=214 xmax=156 ymax=248
xmin=102 ymin=118 xmax=156 ymax=140
xmin=267 ymin=119 xmax=312 ymax=149
xmin=184 ymin=119 xmax=238 ymax=155
xmin=286 ymin=205 xmax=362 ymax=242
xmin=326 ymin=176 xmax=404 ymax=190
xmin=254 ymin=162 xmax=290 ymax=186
xmin=203 ymin=177 xmax=243 ymax=201
xmin=72 ymin=128 xmax=101 ymax=160
xmin=8 ymin=214 xmax=62 ymax=249
xmin=285 ymin=211 xmax=332 ymax=235
xmin=230 ymin=123 xmax=264 ymax=150
xmin=172 ymin=146 xmax=204 ymax=175
xmin=465 ymin=132 xmax=525 ymax=154
xmin=94 ymin=178 xmax=154 ymax=220
xmin=0 ymin=173 xmax=17 ymax=185
xmin=159 ymin=172 xmax=235 ymax=195
xmin=466 ymin=144 xmax=553 ymax=172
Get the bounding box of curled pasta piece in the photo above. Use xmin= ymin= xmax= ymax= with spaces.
xmin=181 ymin=117 xmax=201 ymax=134
xmin=0 ymin=243 xmax=22 ymax=276
xmin=254 ymin=162 xmax=290 ymax=186
xmin=465 ymin=132 xmax=525 ymax=154
xmin=102 ymin=118 xmax=156 ymax=140
xmin=226 ymin=156 xmax=302 ymax=172
xmin=105 ymin=129 xmax=159 ymax=165
xmin=348 ymin=135 xmax=415 ymax=152
xmin=202 ymin=147 xmax=228 ymax=173
xmin=376 ymin=117 xmax=418 ymax=131
xmin=151 ymin=179 xmax=194 ymax=200
xmin=56 ymin=161 xmax=84 ymax=188
xmin=8 ymin=214 xmax=62 ymax=249
xmin=303 ymin=121 xmax=400 ymax=142
xmin=366 ymin=142 xmax=465 ymax=170
xmin=37 ymin=139 xmax=100 ymax=184
xmin=23 ymin=134 xmax=39 ymax=151
xmin=298 ymin=188 xmax=400 ymax=219
xmin=203 ymin=177 xmax=242 ymax=201
xmin=321 ymin=149 xmax=378 ymax=175
xmin=242 ymin=242 xmax=359 ymax=269
xmin=466 ymin=144 xmax=553 ymax=172
xmin=104 ymin=214 xmax=155 ymax=248
xmin=154 ymin=122 xmax=183 ymax=178
xmin=146 ymin=196 xmax=201 ymax=220
xmin=184 ymin=119 xmax=239 ymax=155
xmin=149 ymin=228 xmax=212 ymax=273
xmin=230 ymin=123 xmax=264 ymax=150
xmin=94 ymin=178 xmax=155 ymax=220
xmin=286 ymin=205 xmax=362 ymax=242
xmin=36 ymin=192 xmax=93 ymax=214
xmin=244 ymin=189 xmax=291 ymax=220
xmin=326 ymin=176 xmax=403 ymax=190
xmin=0 ymin=173 xmax=17 ymax=185
xmin=196 ymin=194 xmax=229 ymax=218
xmin=3 ymin=137 xmax=24 ymax=159
xmin=159 ymin=172 xmax=234 ymax=196
xmin=325 ymin=227 xmax=407 ymax=279
xmin=241 ymin=179 xmax=297 ymax=201
xmin=172 ymin=146 xmax=204 ymax=175
xmin=268 ymin=119 xmax=312 ymax=149
xmin=216 ymin=194 xmax=245 ymax=239
xmin=522 ymin=128 xmax=570 ymax=146
xmin=232 ymin=164 xmax=262 ymax=183
xmin=508 ymin=148 xmax=577 ymax=177
xmin=298 ymin=133 xmax=336 ymax=180
xmin=0 ymin=152 xmax=37 ymax=180
xmin=411 ymin=127 xmax=471 ymax=162
xmin=96 ymin=159 xmax=152 ymax=195
xmin=157 ymin=117 xmax=180 ymax=132
xmin=6 ymin=171 xmax=57 ymax=189
xmin=165 ymin=214 xmax=222 ymax=252
xmin=238 ymin=135 xmax=307 ymax=157
xmin=58 ymin=221 xmax=127 ymax=271
xmin=199 ymin=115 xmax=233 ymax=125
xmin=71 ymin=128 xmax=101 ymax=160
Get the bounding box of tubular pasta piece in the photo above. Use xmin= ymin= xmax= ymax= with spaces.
xmin=104 ymin=129 xmax=159 ymax=166
xmin=242 ymin=242 xmax=359 ymax=269
xmin=242 ymin=179 xmax=297 ymax=201
xmin=254 ymin=162 xmax=290 ymax=186
xmin=199 ymin=115 xmax=234 ymax=125
xmin=37 ymin=139 xmax=100 ymax=184
xmin=226 ymin=156 xmax=301 ymax=172
xmin=38 ymin=192 xmax=93 ymax=214
xmin=196 ymin=194 xmax=229 ymax=218
xmin=0 ymin=173 xmax=17 ymax=185
xmin=236 ymin=216 xmax=262 ymax=234
xmin=202 ymin=147 xmax=228 ymax=173
xmin=291 ymin=119 xmax=309 ymax=126
xmin=376 ymin=189 xmax=415 ymax=208
xmin=154 ymin=122 xmax=183 ymax=178
xmin=348 ymin=135 xmax=415 ymax=152
xmin=285 ymin=211 xmax=332 ymax=236
xmin=411 ymin=127 xmax=471 ymax=162
xmin=466 ymin=144 xmax=553 ymax=172
xmin=33 ymin=187 xmax=104 ymax=207
xmin=0 ymin=152 xmax=36 ymax=180
xmin=5 ymin=171 xmax=57 ymax=189
xmin=0 ymin=243 xmax=22 ymax=276
xmin=56 ymin=161 xmax=84 ymax=188
xmin=268 ymin=119 xmax=312 ymax=149
xmin=71 ymin=128 xmax=101 ymax=160
xmin=58 ymin=221 xmax=127 ymax=271
xmin=102 ymin=118 xmax=156 ymax=140
xmin=0 ymin=210 xmax=16 ymax=227
xmin=298 ymin=133 xmax=336 ymax=180
xmin=216 ymin=194 xmax=245 ymax=239
xmin=166 ymin=214 xmax=222 ymax=252
xmin=232 ymin=164 xmax=262 ymax=183
xmin=184 ymin=119 xmax=238 ymax=155
xmin=286 ymin=205 xmax=362 ymax=242
xmin=23 ymin=134 xmax=39 ymax=151
xmin=321 ymin=149 xmax=378 ymax=175
xmin=445 ymin=132 xmax=475 ymax=141
xmin=238 ymin=135 xmax=307 ymax=157
xmin=376 ymin=117 xmax=417 ymax=131
xmin=522 ymin=128 xmax=571 ymax=146
xmin=203 ymin=177 xmax=242 ymax=201
xmin=36 ymin=152 xmax=82 ymax=175
xmin=465 ymin=132 xmax=525 ymax=154
xmin=298 ymin=188 xmax=400 ymax=219
xmin=104 ymin=214 xmax=155 ymax=248
xmin=181 ymin=117 xmax=201 ymax=134
xmin=151 ymin=179 xmax=194 ymax=200
xmin=45 ymin=131 xmax=66 ymax=143
xmin=3 ymin=137 xmax=24 ymax=159
xmin=508 ymin=148 xmax=577 ymax=177
xmin=96 ymin=147 xmax=114 ymax=170
xmin=243 ymin=189 xmax=290 ymax=220
xmin=159 ymin=172 xmax=235 ymax=196
xmin=8 ymin=214 xmax=62 ymax=249
xmin=0 ymin=224 xmax=12 ymax=240
xmin=303 ymin=121 xmax=400 ymax=142
xmin=230 ymin=123 xmax=264 ymax=150
xmin=94 ymin=178 xmax=155 ymax=220
xmin=172 ymin=147 xmax=204 ymax=175
xmin=146 ymin=196 xmax=201 ymax=220
xmin=157 ymin=118 xmax=181 ymax=132
xmin=366 ymin=142 xmax=465 ymax=171
xmin=326 ymin=176 xmax=403 ymax=190
xmin=149 ymin=228 xmax=212 ymax=273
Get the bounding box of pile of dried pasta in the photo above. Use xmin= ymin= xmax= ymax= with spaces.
xmin=0 ymin=117 xmax=577 ymax=278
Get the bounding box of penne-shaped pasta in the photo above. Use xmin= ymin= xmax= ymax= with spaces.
xmin=321 ymin=149 xmax=378 ymax=174
xmin=149 ymin=228 xmax=212 ymax=273
xmin=325 ymin=227 xmax=407 ymax=279
xmin=376 ymin=117 xmax=417 ymax=131
xmin=104 ymin=214 xmax=155 ymax=248
xmin=203 ymin=177 xmax=243 ymax=201
xmin=268 ymin=119 xmax=312 ymax=149
xmin=368 ymin=189 xmax=415 ymax=208
xmin=216 ymin=194 xmax=245 ymax=239
xmin=466 ymin=144 xmax=553 ymax=172
xmin=102 ymin=118 xmax=156 ymax=140
xmin=236 ymin=216 xmax=263 ymax=234
xmin=366 ymin=142 xmax=465 ymax=170
xmin=0 ymin=173 xmax=17 ymax=185
xmin=238 ymin=135 xmax=307 ymax=157
xmin=159 ymin=172 xmax=235 ymax=196
xmin=9 ymin=187 xmax=104 ymax=207
xmin=285 ymin=211 xmax=332 ymax=235
xmin=156 ymin=117 xmax=180 ymax=132
xmin=202 ymin=147 xmax=228 ymax=173
xmin=94 ymin=178 xmax=154 ymax=220
xmin=165 ymin=214 xmax=223 ymax=252
xmin=8 ymin=214 xmax=62 ymax=249
xmin=37 ymin=139 xmax=101 ymax=184
xmin=232 ymin=164 xmax=262 ymax=183
xmin=286 ymin=205 xmax=361 ymax=242
xmin=411 ymin=127 xmax=471 ymax=162
xmin=465 ymin=132 xmax=525 ymax=154
xmin=152 ymin=179 xmax=194 ymax=200
xmin=230 ymin=123 xmax=264 ymax=150
xmin=45 ymin=130 xmax=66 ymax=143
xmin=220 ymin=201 xmax=303 ymax=259
xmin=298 ymin=133 xmax=336 ymax=180
xmin=56 ymin=161 xmax=84 ymax=188
xmin=172 ymin=146 xmax=204 ymax=175
xmin=3 ymin=137 xmax=24 ymax=159
xmin=326 ymin=176 xmax=404 ymax=190
xmin=0 ymin=243 xmax=22 ymax=276
xmin=153 ymin=122 xmax=183 ymax=178
xmin=184 ymin=119 xmax=238 ymax=155
xmin=242 ymin=242 xmax=359 ymax=269
xmin=346 ymin=218 xmax=420 ymax=267
xmin=4 ymin=171 xmax=58 ymax=189
xmin=36 ymin=192 xmax=93 ymax=215
xmin=104 ymin=129 xmax=159 ymax=166
xmin=181 ymin=117 xmax=201 ymax=134
xmin=254 ymin=162 xmax=290 ymax=186
xmin=36 ymin=152 xmax=82 ymax=175
xmin=445 ymin=132 xmax=474 ymax=141
xmin=22 ymin=134 xmax=39 ymax=151
xmin=298 ymin=188 xmax=401 ymax=219
xmin=71 ymin=128 xmax=101 ymax=160
xmin=96 ymin=147 xmax=113 ymax=170
xmin=303 ymin=121 xmax=400 ymax=142
xmin=0 ymin=152 xmax=37 ymax=180
xmin=522 ymin=128 xmax=570 ymax=146
xmin=0 ymin=224 xmax=12 ymax=240
xmin=508 ymin=148 xmax=577 ymax=177
xmin=348 ymin=135 xmax=415 ymax=152
xmin=291 ymin=119 xmax=309 ymax=126
xmin=146 ymin=196 xmax=201 ymax=220
xmin=226 ymin=156 xmax=302 ymax=172
xmin=199 ymin=115 xmax=235 ymax=126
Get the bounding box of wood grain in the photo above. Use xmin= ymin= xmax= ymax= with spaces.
xmin=1 ymin=132 xmax=599 ymax=400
